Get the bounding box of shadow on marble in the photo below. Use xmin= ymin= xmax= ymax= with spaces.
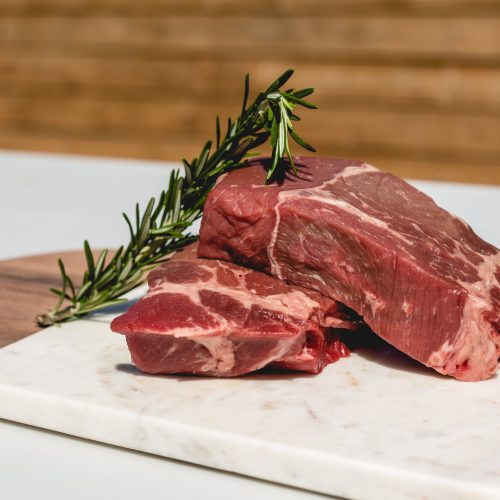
xmin=344 ymin=328 xmax=449 ymax=381
xmin=85 ymin=298 xmax=141 ymax=322
xmin=114 ymin=363 xmax=319 ymax=382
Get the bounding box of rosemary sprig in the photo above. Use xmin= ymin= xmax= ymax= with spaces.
xmin=36 ymin=68 xmax=317 ymax=327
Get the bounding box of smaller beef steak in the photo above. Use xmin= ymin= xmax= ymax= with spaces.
xmin=111 ymin=246 xmax=355 ymax=377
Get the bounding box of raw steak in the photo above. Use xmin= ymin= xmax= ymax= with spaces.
xmin=111 ymin=245 xmax=356 ymax=377
xmin=198 ymin=157 xmax=500 ymax=381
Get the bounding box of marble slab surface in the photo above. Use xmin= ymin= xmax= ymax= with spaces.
xmin=0 ymin=310 xmax=498 ymax=500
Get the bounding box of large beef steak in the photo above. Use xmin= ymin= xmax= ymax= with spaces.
xmin=111 ymin=245 xmax=356 ymax=377
xmin=198 ymin=157 xmax=500 ymax=381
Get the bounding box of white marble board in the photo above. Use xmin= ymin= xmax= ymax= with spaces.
xmin=0 ymin=305 xmax=498 ymax=499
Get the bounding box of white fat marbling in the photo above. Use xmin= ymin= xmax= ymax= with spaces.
xmin=0 ymin=316 xmax=498 ymax=499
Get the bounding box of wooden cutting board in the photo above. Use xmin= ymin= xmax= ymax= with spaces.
xmin=0 ymin=251 xmax=88 ymax=347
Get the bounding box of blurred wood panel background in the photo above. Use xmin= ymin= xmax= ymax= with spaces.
xmin=1 ymin=0 xmax=500 ymax=184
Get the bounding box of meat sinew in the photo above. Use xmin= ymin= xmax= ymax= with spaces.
xmin=111 ymin=245 xmax=356 ymax=377
xmin=198 ymin=157 xmax=500 ymax=381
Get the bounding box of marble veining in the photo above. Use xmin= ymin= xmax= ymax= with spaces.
xmin=0 ymin=317 xmax=498 ymax=500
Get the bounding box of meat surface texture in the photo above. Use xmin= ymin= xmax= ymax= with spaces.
xmin=111 ymin=245 xmax=354 ymax=377
xmin=198 ymin=157 xmax=500 ymax=381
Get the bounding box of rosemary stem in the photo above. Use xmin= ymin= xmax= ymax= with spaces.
xmin=37 ymin=69 xmax=317 ymax=327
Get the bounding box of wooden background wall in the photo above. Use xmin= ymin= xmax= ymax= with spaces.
xmin=1 ymin=0 xmax=500 ymax=184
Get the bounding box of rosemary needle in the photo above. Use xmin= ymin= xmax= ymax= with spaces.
xmin=36 ymin=69 xmax=318 ymax=326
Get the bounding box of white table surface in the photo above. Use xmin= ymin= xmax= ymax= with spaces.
xmin=1 ymin=150 xmax=499 ymax=500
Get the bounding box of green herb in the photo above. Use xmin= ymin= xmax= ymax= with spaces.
xmin=36 ymin=69 xmax=317 ymax=327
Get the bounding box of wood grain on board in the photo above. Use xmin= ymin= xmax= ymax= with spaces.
xmin=0 ymin=0 xmax=500 ymax=184
xmin=0 ymin=251 xmax=88 ymax=348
